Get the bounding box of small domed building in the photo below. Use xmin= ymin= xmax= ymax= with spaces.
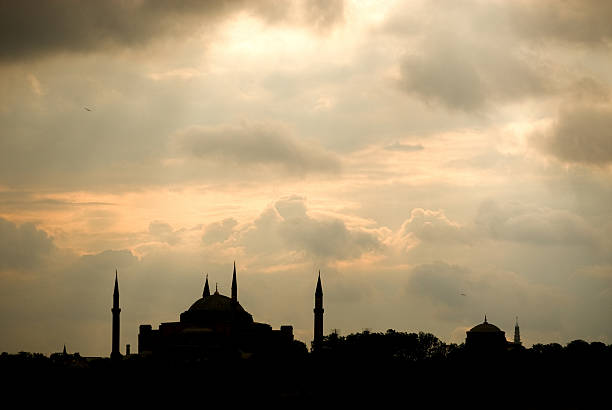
xmin=465 ymin=316 xmax=508 ymax=353
xmin=138 ymin=263 xmax=298 ymax=361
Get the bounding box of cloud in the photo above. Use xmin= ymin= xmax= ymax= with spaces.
xmin=303 ymin=0 xmax=345 ymax=31
xmin=240 ymin=196 xmax=382 ymax=261
xmin=397 ymin=208 xmax=470 ymax=246
xmin=389 ymin=0 xmax=612 ymax=112
xmin=384 ymin=142 xmax=424 ymax=152
xmin=77 ymin=249 xmax=138 ymax=274
xmin=202 ymin=218 xmax=238 ymax=244
xmin=476 ymin=200 xmax=598 ymax=246
xmin=535 ymin=104 xmax=612 ymax=165
xmin=0 ymin=218 xmax=56 ymax=271
xmin=175 ymin=123 xmax=341 ymax=176
xmin=444 ymin=150 xmax=520 ymax=170
xmin=408 ymin=262 xmax=472 ymax=310
xmin=397 ymin=32 xmax=552 ymax=112
xmin=508 ymin=0 xmax=612 ymax=46
xmin=406 ymin=261 xmax=565 ymax=332
xmin=148 ymin=221 xmax=181 ymax=246
xmin=0 ymin=0 xmax=345 ymax=62
xmin=0 ymin=191 xmax=114 ymax=212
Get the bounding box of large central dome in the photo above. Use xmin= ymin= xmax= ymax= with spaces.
xmin=180 ymin=291 xmax=254 ymax=325
xmin=187 ymin=293 xmax=248 ymax=314
xmin=179 ymin=265 xmax=254 ymax=327
xmin=468 ymin=322 xmax=502 ymax=333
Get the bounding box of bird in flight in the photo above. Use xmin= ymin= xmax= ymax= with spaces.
xmin=84 ymin=107 xmax=92 ymax=111
xmin=460 ymin=293 xmax=466 ymax=296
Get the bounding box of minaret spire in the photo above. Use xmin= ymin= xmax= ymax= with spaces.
xmin=313 ymin=270 xmax=324 ymax=350
xmin=111 ymin=269 xmax=121 ymax=360
xmin=231 ymin=261 xmax=237 ymax=302
xmin=203 ymin=273 xmax=210 ymax=298
xmin=514 ymin=316 xmax=521 ymax=345
xmin=484 ymin=314 xmax=487 ymax=323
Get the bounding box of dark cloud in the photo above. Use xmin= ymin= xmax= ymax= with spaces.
xmin=0 ymin=218 xmax=56 ymax=271
xmin=408 ymin=262 xmax=472 ymax=310
xmin=0 ymin=0 xmax=345 ymax=62
xmin=0 ymin=191 xmax=114 ymax=213
xmin=509 ymin=0 xmax=612 ymax=46
xmin=175 ymin=123 xmax=341 ymax=176
xmin=303 ymin=0 xmax=344 ymax=31
xmin=567 ymin=77 xmax=610 ymax=103
xmin=390 ymin=1 xmax=612 ymax=112
xmin=384 ymin=142 xmax=424 ymax=152
xmin=398 ymin=34 xmax=552 ymax=112
xmin=536 ymin=105 xmax=612 ymax=165
xmin=476 ymin=200 xmax=597 ymax=246
xmin=399 ymin=41 xmax=487 ymax=112
xmin=202 ymin=218 xmax=238 ymax=244
xmin=406 ymin=261 xmax=565 ymax=331
xmin=76 ymin=249 xmax=138 ymax=274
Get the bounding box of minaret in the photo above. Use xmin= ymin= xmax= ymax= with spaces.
xmin=231 ymin=261 xmax=237 ymax=302
xmin=514 ymin=316 xmax=521 ymax=345
xmin=111 ymin=270 xmax=121 ymax=360
xmin=313 ymin=271 xmax=324 ymax=349
xmin=203 ymin=273 xmax=210 ymax=298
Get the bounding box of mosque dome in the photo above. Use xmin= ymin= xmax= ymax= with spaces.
xmin=468 ymin=321 xmax=503 ymax=333
xmin=180 ymin=290 xmax=253 ymax=325
xmin=187 ymin=293 xmax=249 ymax=315
xmin=465 ymin=315 xmax=507 ymax=352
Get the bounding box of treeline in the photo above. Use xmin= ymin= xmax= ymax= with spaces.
xmin=1 ymin=330 xmax=611 ymax=369
xmin=315 ymin=329 xmax=612 ymax=364
xmin=1 ymin=331 xmax=610 ymax=404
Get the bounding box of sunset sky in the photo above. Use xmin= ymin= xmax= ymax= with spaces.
xmin=1 ymin=0 xmax=611 ymax=356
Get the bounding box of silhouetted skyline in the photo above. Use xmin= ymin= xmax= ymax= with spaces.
xmin=0 ymin=1 xmax=611 ymax=356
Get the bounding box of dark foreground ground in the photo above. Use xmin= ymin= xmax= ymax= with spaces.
xmin=2 ymin=333 xmax=610 ymax=406
xmin=1 ymin=352 xmax=609 ymax=407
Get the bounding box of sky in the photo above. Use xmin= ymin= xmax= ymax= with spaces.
xmin=1 ymin=0 xmax=611 ymax=356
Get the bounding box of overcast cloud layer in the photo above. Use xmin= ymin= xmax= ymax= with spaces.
xmin=0 ymin=0 xmax=610 ymax=356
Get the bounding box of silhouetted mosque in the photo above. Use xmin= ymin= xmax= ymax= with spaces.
xmin=134 ymin=262 xmax=301 ymax=360
xmin=466 ymin=315 xmax=522 ymax=353
xmin=111 ymin=266 xmax=530 ymax=360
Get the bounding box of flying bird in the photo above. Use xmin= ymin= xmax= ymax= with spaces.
xmin=84 ymin=107 xmax=92 ymax=111
xmin=460 ymin=293 xmax=466 ymax=296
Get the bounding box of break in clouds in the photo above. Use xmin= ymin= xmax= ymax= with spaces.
xmin=0 ymin=0 xmax=345 ymax=62
xmin=0 ymin=1 xmax=611 ymax=355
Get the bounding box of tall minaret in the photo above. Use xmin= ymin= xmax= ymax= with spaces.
xmin=231 ymin=261 xmax=237 ymax=302
xmin=111 ymin=270 xmax=121 ymax=360
xmin=203 ymin=273 xmax=210 ymax=298
xmin=313 ymin=271 xmax=324 ymax=349
xmin=514 ymin=316 xmax=521 ymax=345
